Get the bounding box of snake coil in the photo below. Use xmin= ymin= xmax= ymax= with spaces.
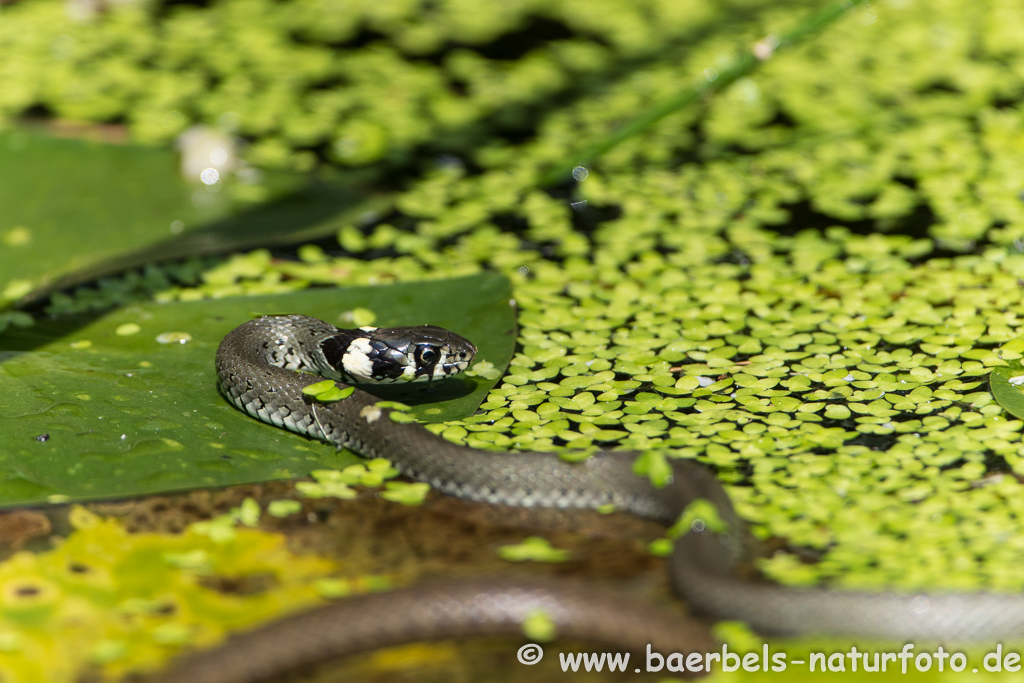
xmin=154 ymin=315 xmax=1024 ymax=683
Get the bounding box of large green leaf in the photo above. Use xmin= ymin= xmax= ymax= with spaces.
xmin=0 ymin=272 xmax=513 ymax=507
xmin=990 ymin=362 xmax=1024 ymax=420
xmin=0 ymin=129 xmax=389 ymax=308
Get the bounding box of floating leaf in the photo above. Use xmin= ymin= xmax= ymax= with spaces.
xmin=0 ymin=129 xmax=390 ymax=311
xmin=632 ymin=450 xmax=673 ymax=488
xmin=648 ymin=538 xmax=674 ymax=557
xmin=667 ymin=499 xmax=730 ymax=538
xmin=498 ymin=537 xmax=570 ymax=563
xmin=267 ymin=500 xmax=302 ymax=518
xmin=295 ymin=481 xmax=356 ymax=500
xmin=522 ymin=609 xmax=558 ymax=642
xmin=301 ymin=380 xmax=336 ymax=396
xmin=303 ymin=383 xmax=354 ymax=403
xmin=0 ymin=273 xmax=513 ymax=507
xmin=990 ymin=362 xmax=1024 ymax=421
xmin=379 ymin=481 xmax=430 ymax=506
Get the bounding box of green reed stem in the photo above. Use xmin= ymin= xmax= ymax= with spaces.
xmin=538 ymin=0 xmax=868 ymax=187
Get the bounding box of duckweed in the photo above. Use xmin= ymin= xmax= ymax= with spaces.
xmin=297 ymin=461 xmax=405 ymax=501
xmin=266 ymin=499 xmax=302 ymax=518
xmin=6 ymin=0 xmax=1024 ymax=607
xmin=522 ymin=609 xmax=558 ymax=642
xmin=379 ymin=482 xmax=431 ymax=506
xmin=214 ymin=233 xmax=1024 ymax=592
xmin=498 ymin=536 xmax=571 ymax=564
xmin=302 ymin=380 xmax=354 ymax=403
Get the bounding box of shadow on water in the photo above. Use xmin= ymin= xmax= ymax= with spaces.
xmin=361 ymin=378 xmax=478 ymax=405
xmin=0 ymin=313 xmax=107 ymax=355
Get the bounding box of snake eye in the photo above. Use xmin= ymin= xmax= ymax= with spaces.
xmin=416 ymin=345 xmax=440 ymax=366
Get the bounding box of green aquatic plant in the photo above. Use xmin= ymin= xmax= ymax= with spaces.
xmin=3 ymin=0 xmax=1024 ymax=679
xmin=0 ymin=506 xmax=338 ymax=681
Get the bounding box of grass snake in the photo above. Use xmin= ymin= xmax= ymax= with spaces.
xmin=155 ymin=314 xmax=1024 ymax=682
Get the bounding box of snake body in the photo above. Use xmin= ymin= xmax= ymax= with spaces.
xmin=158 ymin=315 xmax=1024 ymax=682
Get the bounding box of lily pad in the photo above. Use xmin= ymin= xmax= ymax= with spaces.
xmin=0 ymin=272 xmax=513 ymax=507
xmin=0 ymin=129 xmax=390 ymax=309
xmin=990 ymin=361 xmax=1024 ymax=420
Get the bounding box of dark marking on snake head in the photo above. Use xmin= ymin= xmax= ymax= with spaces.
xmin=372 ymin=351 xmax=407 ymax=380
xmin=413 ymin=344 xmax=443 ymax=379
xmin=321 ymin=330 xmax=363 ymax=374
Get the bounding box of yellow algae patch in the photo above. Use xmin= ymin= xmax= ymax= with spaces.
xmin=0 ymin=507 xmax=339 ymax=682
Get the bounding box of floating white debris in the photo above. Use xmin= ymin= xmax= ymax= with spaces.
xmin=176 ymin=125 xmax=238 ymax=183
xmin=156 ymin=332 xmax=192 ymax=345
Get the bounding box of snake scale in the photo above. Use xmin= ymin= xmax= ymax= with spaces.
xmin=154 ymin=314 xmax=1024 ymax=683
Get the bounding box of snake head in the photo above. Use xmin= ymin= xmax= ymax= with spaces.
xmin=322 ymin=325 xmax=477 ymax=384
